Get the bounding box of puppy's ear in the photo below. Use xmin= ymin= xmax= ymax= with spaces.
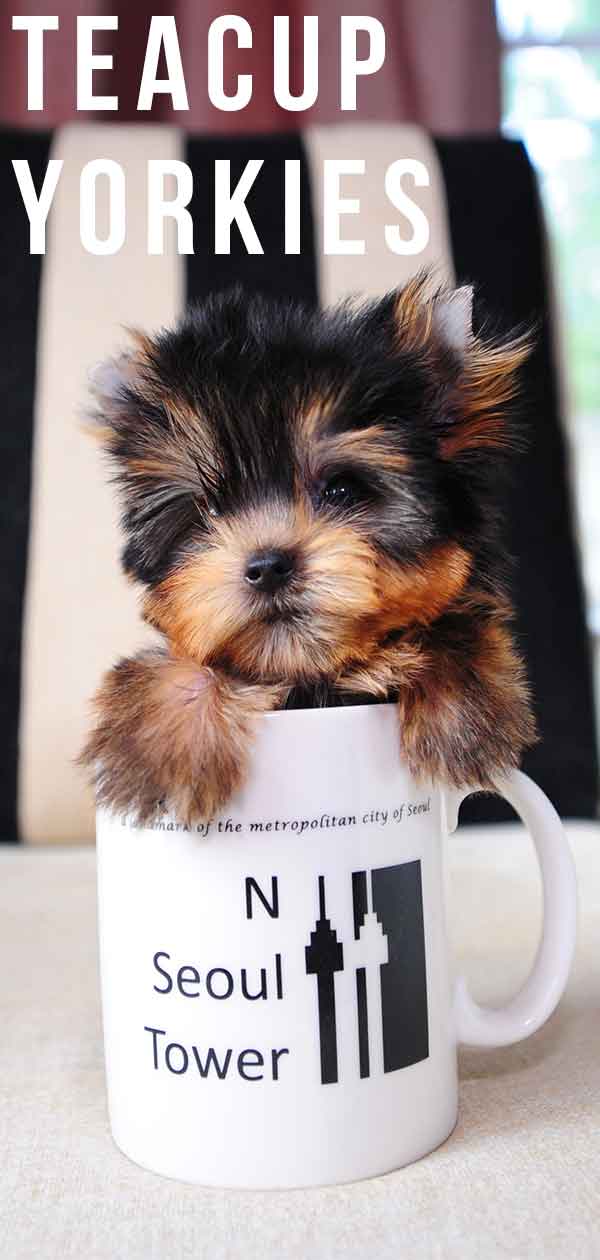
xmin=86 ymin=331 xmax=207 ymax=586
xmin=390 ymin=275 xmax=532 ymax=461
xmin=389 ymin=275 xmax=474 ymax=359
xmin=439 ymin=318 xmax=532 ymax=461
xmin=432 ymin=285 xmax=473 ymax=355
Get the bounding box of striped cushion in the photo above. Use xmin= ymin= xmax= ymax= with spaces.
xmin=1 ymin=122 xmax=596 ymax=842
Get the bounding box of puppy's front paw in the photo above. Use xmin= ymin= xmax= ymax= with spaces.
xmin=80 ymin=652 xmax=285 ymax=826
xmin=397 ymin=624 xmax=537 ymax=789
xmin=398 ymin=691 xmax=501 ymax=788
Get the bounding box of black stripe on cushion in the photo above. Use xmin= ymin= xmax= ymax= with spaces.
xmin=0 ymin=127 xmax=52 ymax=842
xmin=435 ymin=136 xmax=598 ymax=822
xmin=185 ymin=131 xmax=318 ymax=307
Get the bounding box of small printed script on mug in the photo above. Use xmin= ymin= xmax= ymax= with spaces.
xmin=137 ymin=797 xmax=432 ymax=839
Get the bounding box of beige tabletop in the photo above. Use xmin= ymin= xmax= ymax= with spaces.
xmin=1 ymin=822 xmax=599 ymax=1260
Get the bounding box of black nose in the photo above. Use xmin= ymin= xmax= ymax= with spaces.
xmin=245 ymin=549 xmax=295 ymax=594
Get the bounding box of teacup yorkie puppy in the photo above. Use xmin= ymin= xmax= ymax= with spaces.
xmin=81 ymin=276 xmax=536 ymax=825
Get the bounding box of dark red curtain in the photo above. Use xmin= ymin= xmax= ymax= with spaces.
xmin=1 ymin=1 xmax=501 ymax=135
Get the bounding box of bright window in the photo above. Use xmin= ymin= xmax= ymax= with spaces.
xmin=497 ymin=0 xmax=600 ymax=630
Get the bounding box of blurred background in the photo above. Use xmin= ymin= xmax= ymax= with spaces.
xmin=499 ymin=0 xmax=600 ymax=663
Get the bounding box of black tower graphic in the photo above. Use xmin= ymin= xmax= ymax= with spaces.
xmin=370 ymin=861 xmax=429 ymax=1072
xmin=351 ymin=870 xmax=372 ymax=1078
xmin=305 ymin=876 xmax=344 ymax=1084
xmin=306 ymin=861 xmax=429 ymax=1085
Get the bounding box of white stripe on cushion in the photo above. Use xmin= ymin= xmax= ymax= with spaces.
xmin=304 ymin=123 xmax=455 ymax=303
xmin=19 ymin=124 xmax=184 ymax=844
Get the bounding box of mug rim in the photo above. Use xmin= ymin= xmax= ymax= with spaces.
xmin=94 ymin=700 xmax=404 ymax=823
xmin=260 ymin=699 xmax=396 ymax=725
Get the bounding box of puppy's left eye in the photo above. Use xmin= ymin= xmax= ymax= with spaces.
xmin=320 ymin=474 xmax=364 ymax=509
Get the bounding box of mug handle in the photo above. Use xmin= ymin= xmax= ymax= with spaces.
xmin=443 ymin=768 xmax=577 ymax=1048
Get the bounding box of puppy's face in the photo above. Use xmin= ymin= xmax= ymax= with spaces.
xmin=92 ymin=280 xmax=527 ymax=684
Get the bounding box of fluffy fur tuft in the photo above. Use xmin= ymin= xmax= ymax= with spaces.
xmin=83 ymin=652 xmax=285 ymax=826
xmin=81 ymin=275 xmax=536 ymax=823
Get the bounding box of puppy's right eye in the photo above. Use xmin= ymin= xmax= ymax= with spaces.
xmin=194 ymin=496 xmax=219 ymax=521
xmin=320 ymin=474 xmax=364 ymax=509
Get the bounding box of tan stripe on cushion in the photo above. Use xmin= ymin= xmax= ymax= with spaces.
xmin=304 ymin=123 xmax=455 ymax=303
xmin=19 ymin=124 xmax=184 ymax=844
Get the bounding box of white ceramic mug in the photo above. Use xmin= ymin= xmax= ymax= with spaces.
xmin=96 ymin=703 xmax=576 ymax=1189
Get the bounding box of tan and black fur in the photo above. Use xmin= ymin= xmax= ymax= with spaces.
xmin=81 ymin=276 xmax=537 ymax=825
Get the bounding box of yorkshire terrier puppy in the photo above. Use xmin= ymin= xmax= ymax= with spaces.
xmin=81 ymin=276 xmax=536 ymax=825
